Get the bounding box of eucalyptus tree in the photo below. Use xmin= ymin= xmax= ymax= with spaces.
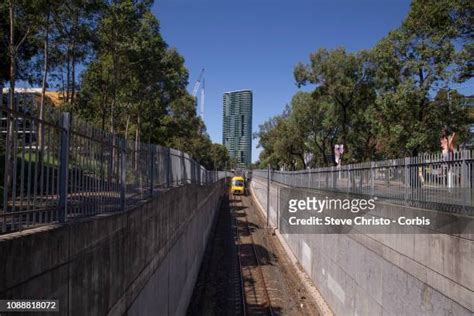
xmin=372 ymin=0 xmax=473 ymax=156
xmin=209 ymin=144 xmax=231 ymax=170
xmin=2 ymin=0 xmax=39 ymax=104
xmin=254 ymin=114 xmax=282 ymax=168
xmin=254 ymin=106 xmax=306 ymax=170
xmin=78 ymin=0 xmax=222 ymax=168
xmin=2 ymin=0 xmax=41 ymax=195
xmin=287 ymin=92 xmax=338 ymax=166
xmin=51 ymin=0 xmax=103 ymax=104
xmin=294 ymin=48 xmax=377 ymax=162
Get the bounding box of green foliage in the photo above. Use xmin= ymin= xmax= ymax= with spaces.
xmin=209 ymin=143 xmax=231 ymax=170
xmin=288 ymin=92 xmax=337 ymax=166
xmin=294 ymin=48 xmax=378 ymax=163
xmin=1 ymin=0 xmax=230 ymax=170
xmin=257 ymin=0 xmax=472 ymax=169
xmin=1 ymin=0 xmax=43 ymax=86
xmin=73 ymin=0 xmax=230 ymax=168
xmin=4 ymin=0 xmax=472 ymax=172
xmin=371 ymin=0 xmax=472 ymax=156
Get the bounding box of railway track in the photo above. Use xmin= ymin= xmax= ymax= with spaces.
xmin=232 ymin=194 xmax=274 ymax=316
xmin=188 ymin=190 xmax=321 ymax=315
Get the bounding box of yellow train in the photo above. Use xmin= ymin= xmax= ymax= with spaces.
xmin=230 ymin=176 xmax=246 ymax=195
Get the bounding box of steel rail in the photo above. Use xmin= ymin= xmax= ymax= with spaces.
xmin=233 ymin=194 xmax=274 ymax=316
xmin=233 ymin=194 xmax=247 ymax=316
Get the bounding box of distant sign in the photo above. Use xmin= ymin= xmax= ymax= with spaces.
xmin=304 ymin=152 xmax=314 ymax=168
xmin=334 ymin=144 xmax=344 ymax=166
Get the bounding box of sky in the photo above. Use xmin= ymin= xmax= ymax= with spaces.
xmin=13 ymin=0 xmax=473 ymax=162
xmin=151 ymin=0 xmax=415 ymax=162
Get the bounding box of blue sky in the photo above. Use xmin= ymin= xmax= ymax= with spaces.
xmin=152 ymin=0 xmax=415 ymax=162
xmin=13 ymin=1 xmax=473 ymax=161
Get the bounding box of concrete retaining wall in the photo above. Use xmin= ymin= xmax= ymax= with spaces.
xmin=251 ymin=177 xmax=473 ymax=316
xmin=0 ymin=180 xmax=225 ymax=316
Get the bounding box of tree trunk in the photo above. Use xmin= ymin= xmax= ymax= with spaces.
xmin=110 ymin=54 xmax=117 ymax=135
xmin=8 ymin=0 xmax=15 ymax=112
xmin=100 ymin=87 xmax=108 ymax=131
xmin=39 ymin=8 xmax=50 ymax=152
xmin=134 ymin=113 xmax=140 ymax=171
xmin=35 ymin=8 xmax=51 ymax=195
xmin=4 ymin=0 xmax=17 ymax=207
xmin=125 ymin=115 xmax=130 ymax=139
xmin=71 ymin=53 xmax=76 ymax=104
xmin=65 ymin=47 xmax=70 ymax=103
xmin=70 ymin=13 xmax=78 ymax=105
xmin=109 ymin=39 xmax=119 ymax=178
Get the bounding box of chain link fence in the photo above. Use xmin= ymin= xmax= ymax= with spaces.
xmin=0 ymin=96 xmax=224 ymax=234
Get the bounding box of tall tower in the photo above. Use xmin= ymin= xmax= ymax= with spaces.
xmin=222 ymin=90 xmax=253 ymax=167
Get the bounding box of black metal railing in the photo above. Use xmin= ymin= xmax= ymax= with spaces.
xmin=0 ymin=98 xmax=224 ymax=234
xmin=254 ymin=151 xmax=474 ymax=214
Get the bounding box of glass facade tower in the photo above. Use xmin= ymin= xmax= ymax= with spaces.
xmin=222 ymin=90 xmax=253 ymax=167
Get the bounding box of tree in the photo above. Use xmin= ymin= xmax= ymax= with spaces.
xmin=3 ymin=0 xmax=40 ymax=196
xmin=51 ymin=0 xmax=103 ymax=104
xmin=3 ymin=0 xmax=39 ymax=102
xmin=294 ymin=48 xmax=377 ymax=162
xmin=372 ymin=0 xmax=473 ymax=156
xmin=254 ymin=113 xmax=285 ymax=168
xmin=0 ymin=2 xmax=9 ymax=89
xmin=32 ymin=0 xmax=67 ymax=152
xmin=78 ymin=0 xmax=189 ymax=142
xmin=209 ymin=144 xmax=231 ymax=170
xmin=254 ymin=107 xmax=306 ymax=170
xmin=288 ymin=92 xmax=338 ymax=166
xmin=403 ymin=0 xmax=473 ymax=83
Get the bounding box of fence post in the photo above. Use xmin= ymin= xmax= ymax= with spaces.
xmin=149 ymin=144 xmax=154 ymax=196
xmin=406 ymin=157 xmax=412 ymax=189
xmin=120 ymin=139 xmax=127 ymax=211
xmin=58 ymin=112 xmax=71 ymax=223
xmin=347 ymin=165 xmax=351 ymax=192
xmin=166 ymin=148 xmax=171 ymax=188
xmin=460 ymin=150 xmax=469 ymax=207
xmin=198 ymin=164 xmax=201 ymax=185
xmin=460 ymin=150 xmax=467 ymax=187
xmin=266 ymin=164 xmax=271 ymax=228
xmin=371 ymin=161 xmax=375 ymax=196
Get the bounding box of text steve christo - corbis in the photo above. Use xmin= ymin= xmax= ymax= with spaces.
xmin=287 ymin=197 xmax=430 ymax=226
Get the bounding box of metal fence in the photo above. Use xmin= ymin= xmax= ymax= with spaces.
xmin=0 ymin=97 xmax=224 ymax=234
xmin=254 ymin=151 xmax=474 ymax=213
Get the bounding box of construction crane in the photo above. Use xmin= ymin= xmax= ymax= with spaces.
xmin=200 ymin=77 xmax=205 ymax=120
xmin=191 ymin=68 xmax=205 ymax=120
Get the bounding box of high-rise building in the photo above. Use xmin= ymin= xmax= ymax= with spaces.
xmin=222 ymin=90 xmax=253 ymax=167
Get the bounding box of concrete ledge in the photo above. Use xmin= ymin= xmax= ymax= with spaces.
xmin=251 ymin=178 xmax=473 ymax=315
xmin=0 ymin=180 xmax=225 ymax=316
xmin=249 ymin=180 xmax=334 ymax=316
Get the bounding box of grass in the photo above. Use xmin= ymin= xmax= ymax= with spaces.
xmin=21 ymin=151 xmax=60 ymax=167
xmin=0 ymin=153 xmax=60 ymax=206
xmin=0 ymin=149 xmax=122 ymax=207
